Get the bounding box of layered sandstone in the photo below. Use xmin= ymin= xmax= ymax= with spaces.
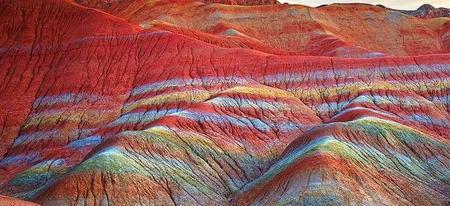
xmin=0 ymin=0 xmax=449 ymax=205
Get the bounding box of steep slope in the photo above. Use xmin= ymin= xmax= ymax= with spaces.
xmin=74 ymin=0 xmax=450 ymax=57
xmin=0 ymin=0 xmax=140 ymax=159
xmin=0 ymin=0 xmax=449 ymax=205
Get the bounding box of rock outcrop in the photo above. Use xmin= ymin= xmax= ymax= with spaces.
xmin=382 ymin=4 xmax=450 ymax=19
xmin=0 ymin=0 xmax=449 ymax=205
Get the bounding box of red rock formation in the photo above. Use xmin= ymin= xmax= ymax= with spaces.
xmin=0 ymin=0 xmax=449 ymax=205
xmin=202 ymin=0 xmax=279 ymax=5
xmin=383 ymin=4 xmax=450 ymax=19
xmin=73 ymin=1 xmax=450 ymax=57
xmin=0 ymin=195 xmax=38 ymax=206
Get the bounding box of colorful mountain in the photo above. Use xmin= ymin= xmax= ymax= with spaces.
xmin=383 ymin=4 xmax=450 ymax=19
xmin=0 ymin=0 xmax=449 ymax=205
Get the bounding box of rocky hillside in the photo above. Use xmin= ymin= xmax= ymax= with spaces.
xmin=0 ymin=0 xmax=449 ymax=205
xmin=385 ymin=4 xmax=450 ymax=19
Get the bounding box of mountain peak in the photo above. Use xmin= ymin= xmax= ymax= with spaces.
xmin=418 ymin=4 xmax=434 ymax=10
xmin=379 ymin=3 xmax=449 ymax=18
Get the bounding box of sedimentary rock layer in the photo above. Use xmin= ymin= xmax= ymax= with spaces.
xmin=0 ymin=0 xmax=449 ymax=205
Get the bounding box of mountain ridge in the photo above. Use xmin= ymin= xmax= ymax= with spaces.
xmin=0 ymin=0 xmax=449 ymax=205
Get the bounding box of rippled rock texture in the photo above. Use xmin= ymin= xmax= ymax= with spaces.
xmin=0 ymin=0 xmax=449 ymax=205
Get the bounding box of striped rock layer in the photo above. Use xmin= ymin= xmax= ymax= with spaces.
xmin=0 ymin=0 xmax=449 ymax=205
